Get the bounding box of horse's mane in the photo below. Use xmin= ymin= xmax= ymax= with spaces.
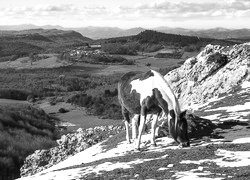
xmin=151 ymin=70 xmax=181 ymax=133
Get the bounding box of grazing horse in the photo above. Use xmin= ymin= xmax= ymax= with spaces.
xmin=118 ymin=70 xmax=190 ymax=150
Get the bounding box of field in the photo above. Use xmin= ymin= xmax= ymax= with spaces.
xmin=0 ymin=54 xmax=72 ymax=70
xmin=94 ymin=50 xmax=197 ymax=75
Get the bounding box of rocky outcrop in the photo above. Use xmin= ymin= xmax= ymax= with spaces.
xmin=165 ymin=43 xmax=250 ymax=108
xmin=20 ymin=125 xmax=124 ymax=177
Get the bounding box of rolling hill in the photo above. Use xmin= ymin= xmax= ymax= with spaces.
xmin=0 ymin=29 xmax=92 ymax=61
xmin=100 ymin=30 xmax=238 ymax=47
xmin=2 ymin=24 xmax=250 ymax=40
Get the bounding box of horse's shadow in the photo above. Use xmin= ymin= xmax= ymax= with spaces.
xmin=155 ymin=113 xmax=250 ymax=148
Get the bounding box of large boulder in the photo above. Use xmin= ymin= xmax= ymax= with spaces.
xmin=165 ymin=43 xmax=250 ymax=108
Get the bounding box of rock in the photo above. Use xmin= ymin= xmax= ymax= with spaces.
xmin=26 ymin=95 xmax=35 ymax=103
xmin=165 ymin=43 xmax=250 ymax=108
xmin=58 ymin=108 xmax=69 ymax=113
xmin=167 ymin=164 xmax=174 ymax=168
xmin=20 ymin=125 xmax=124 ymax=177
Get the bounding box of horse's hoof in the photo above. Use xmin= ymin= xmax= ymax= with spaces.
xmin=151 ymin=143 xmax=157 ymax=147
xmin=135 ymin=147 xmax=141 ymax=151
xmin=127 ymin=141 xmax=131 ymax=144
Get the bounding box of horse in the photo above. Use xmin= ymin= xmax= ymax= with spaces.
xmin=118 ymin=70 xmax=190 ymax=150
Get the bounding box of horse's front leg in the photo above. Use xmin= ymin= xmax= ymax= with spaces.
xmin=136 ymin=107 xmax=147 ymax=150
xmin=151 ymin=113 xmax=160 ymax=147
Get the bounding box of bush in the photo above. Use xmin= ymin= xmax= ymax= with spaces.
xmin=91 ymin=54 xmax=127 ymax=64
xmin=26 ymin=95 xmax=35 ymax=103
xmin=59 ymin=108 xmax=69 ymax=113
xmin=102 ymin=43 xmax=137 ymax=55
xmin=122 ymin=60 xmax=135 ymax=65
xmin=140 ymin=44 xmax=163 ymax=52
xmin=70 ymin=88 xmax=122 ymax=120
xmin=0 ymin=104 xmax=59 ymax=179
xmin=0 ymin=89 xmax=32 ymax=100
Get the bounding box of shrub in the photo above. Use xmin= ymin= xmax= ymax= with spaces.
xmin=122 ymin=60 xmax=135 ymax=65
xmin=58 ymin=108 xmax=69 ymax=113
xmin=0 ymin=104 xmax=59 ymax=179
xmin=102 ymin=43 xmax=137 ymax=55
xmin=140 ymin=44 xmax=163 ymax=52
xmin=0 ymin=89 xmax=32 ymax=100
xmin=91 ymin=54 xmax=127 ymax=64
xmin=26 ymin=95 xmax=35 ymax=103
xmin=71 ymin=88 xmax=122 ymax=120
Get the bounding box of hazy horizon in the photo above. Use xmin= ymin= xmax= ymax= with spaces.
xmin=1 ymin=23 xmax=250 ymax=31
xmin=1 ymin=0 xmax=250 ymax=29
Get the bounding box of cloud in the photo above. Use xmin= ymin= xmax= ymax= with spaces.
xmin=2 ymin=0 xmax=250 ymax=19
xmin=114 ymin=0 xmax=250 ymax=20
xmin=0 ymin=0 xmax=249 ymax=27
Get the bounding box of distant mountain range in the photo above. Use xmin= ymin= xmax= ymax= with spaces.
xmin=1 ymin=24 xmax=250 ymax=40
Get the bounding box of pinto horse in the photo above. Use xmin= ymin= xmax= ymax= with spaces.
xmin=118 ymin=70 xmax=190 ymax=150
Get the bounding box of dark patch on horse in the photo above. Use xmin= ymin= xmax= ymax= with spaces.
xmin=120 ymin=71 xmax=142 ymax=82
xmin=141 ymin=94 xmax=162 ymax=116
xmin=119 ymin=71 xmax=159 ymax=116
xmin=152 ymin=88 xmax=170 ymax=113
xmin=139 ymin=70 xmax=154 ymax=81
xmin=118 ymin=71 xmax=142 ymax=122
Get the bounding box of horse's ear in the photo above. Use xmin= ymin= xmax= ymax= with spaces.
xmin=180 ymin=110 xmax=187 ymax=118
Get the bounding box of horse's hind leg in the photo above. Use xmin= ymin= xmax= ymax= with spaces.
xmin=122 ymin=106 xmax=131 ymax=144
xmin=136 ymin=106 xmax=147 ymax=150
xmin=132 ymin=114 xmax=140 ymax=140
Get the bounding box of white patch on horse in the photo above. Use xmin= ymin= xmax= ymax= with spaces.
xmin=130 ymin=70 xmax=179 ymax=111
xmin=130 ymin=76 xmax=154 ymax=104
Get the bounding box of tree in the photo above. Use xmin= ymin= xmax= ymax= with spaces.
xmin=29 ymin=53 xmax=35 ymax=65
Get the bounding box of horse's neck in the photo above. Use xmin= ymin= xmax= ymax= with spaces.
xmin=152 ymin=71 xmax=181 ymax=115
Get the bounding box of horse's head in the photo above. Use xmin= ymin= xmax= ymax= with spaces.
xmin=175 ymin=110 xmax=190 ymax=147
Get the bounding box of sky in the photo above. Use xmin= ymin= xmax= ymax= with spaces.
xmin=1 ymin=0 xmax=250 ymax=29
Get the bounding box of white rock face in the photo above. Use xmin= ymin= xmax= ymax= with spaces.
xmin=165 ymin=43 xmax=250 ymax=108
